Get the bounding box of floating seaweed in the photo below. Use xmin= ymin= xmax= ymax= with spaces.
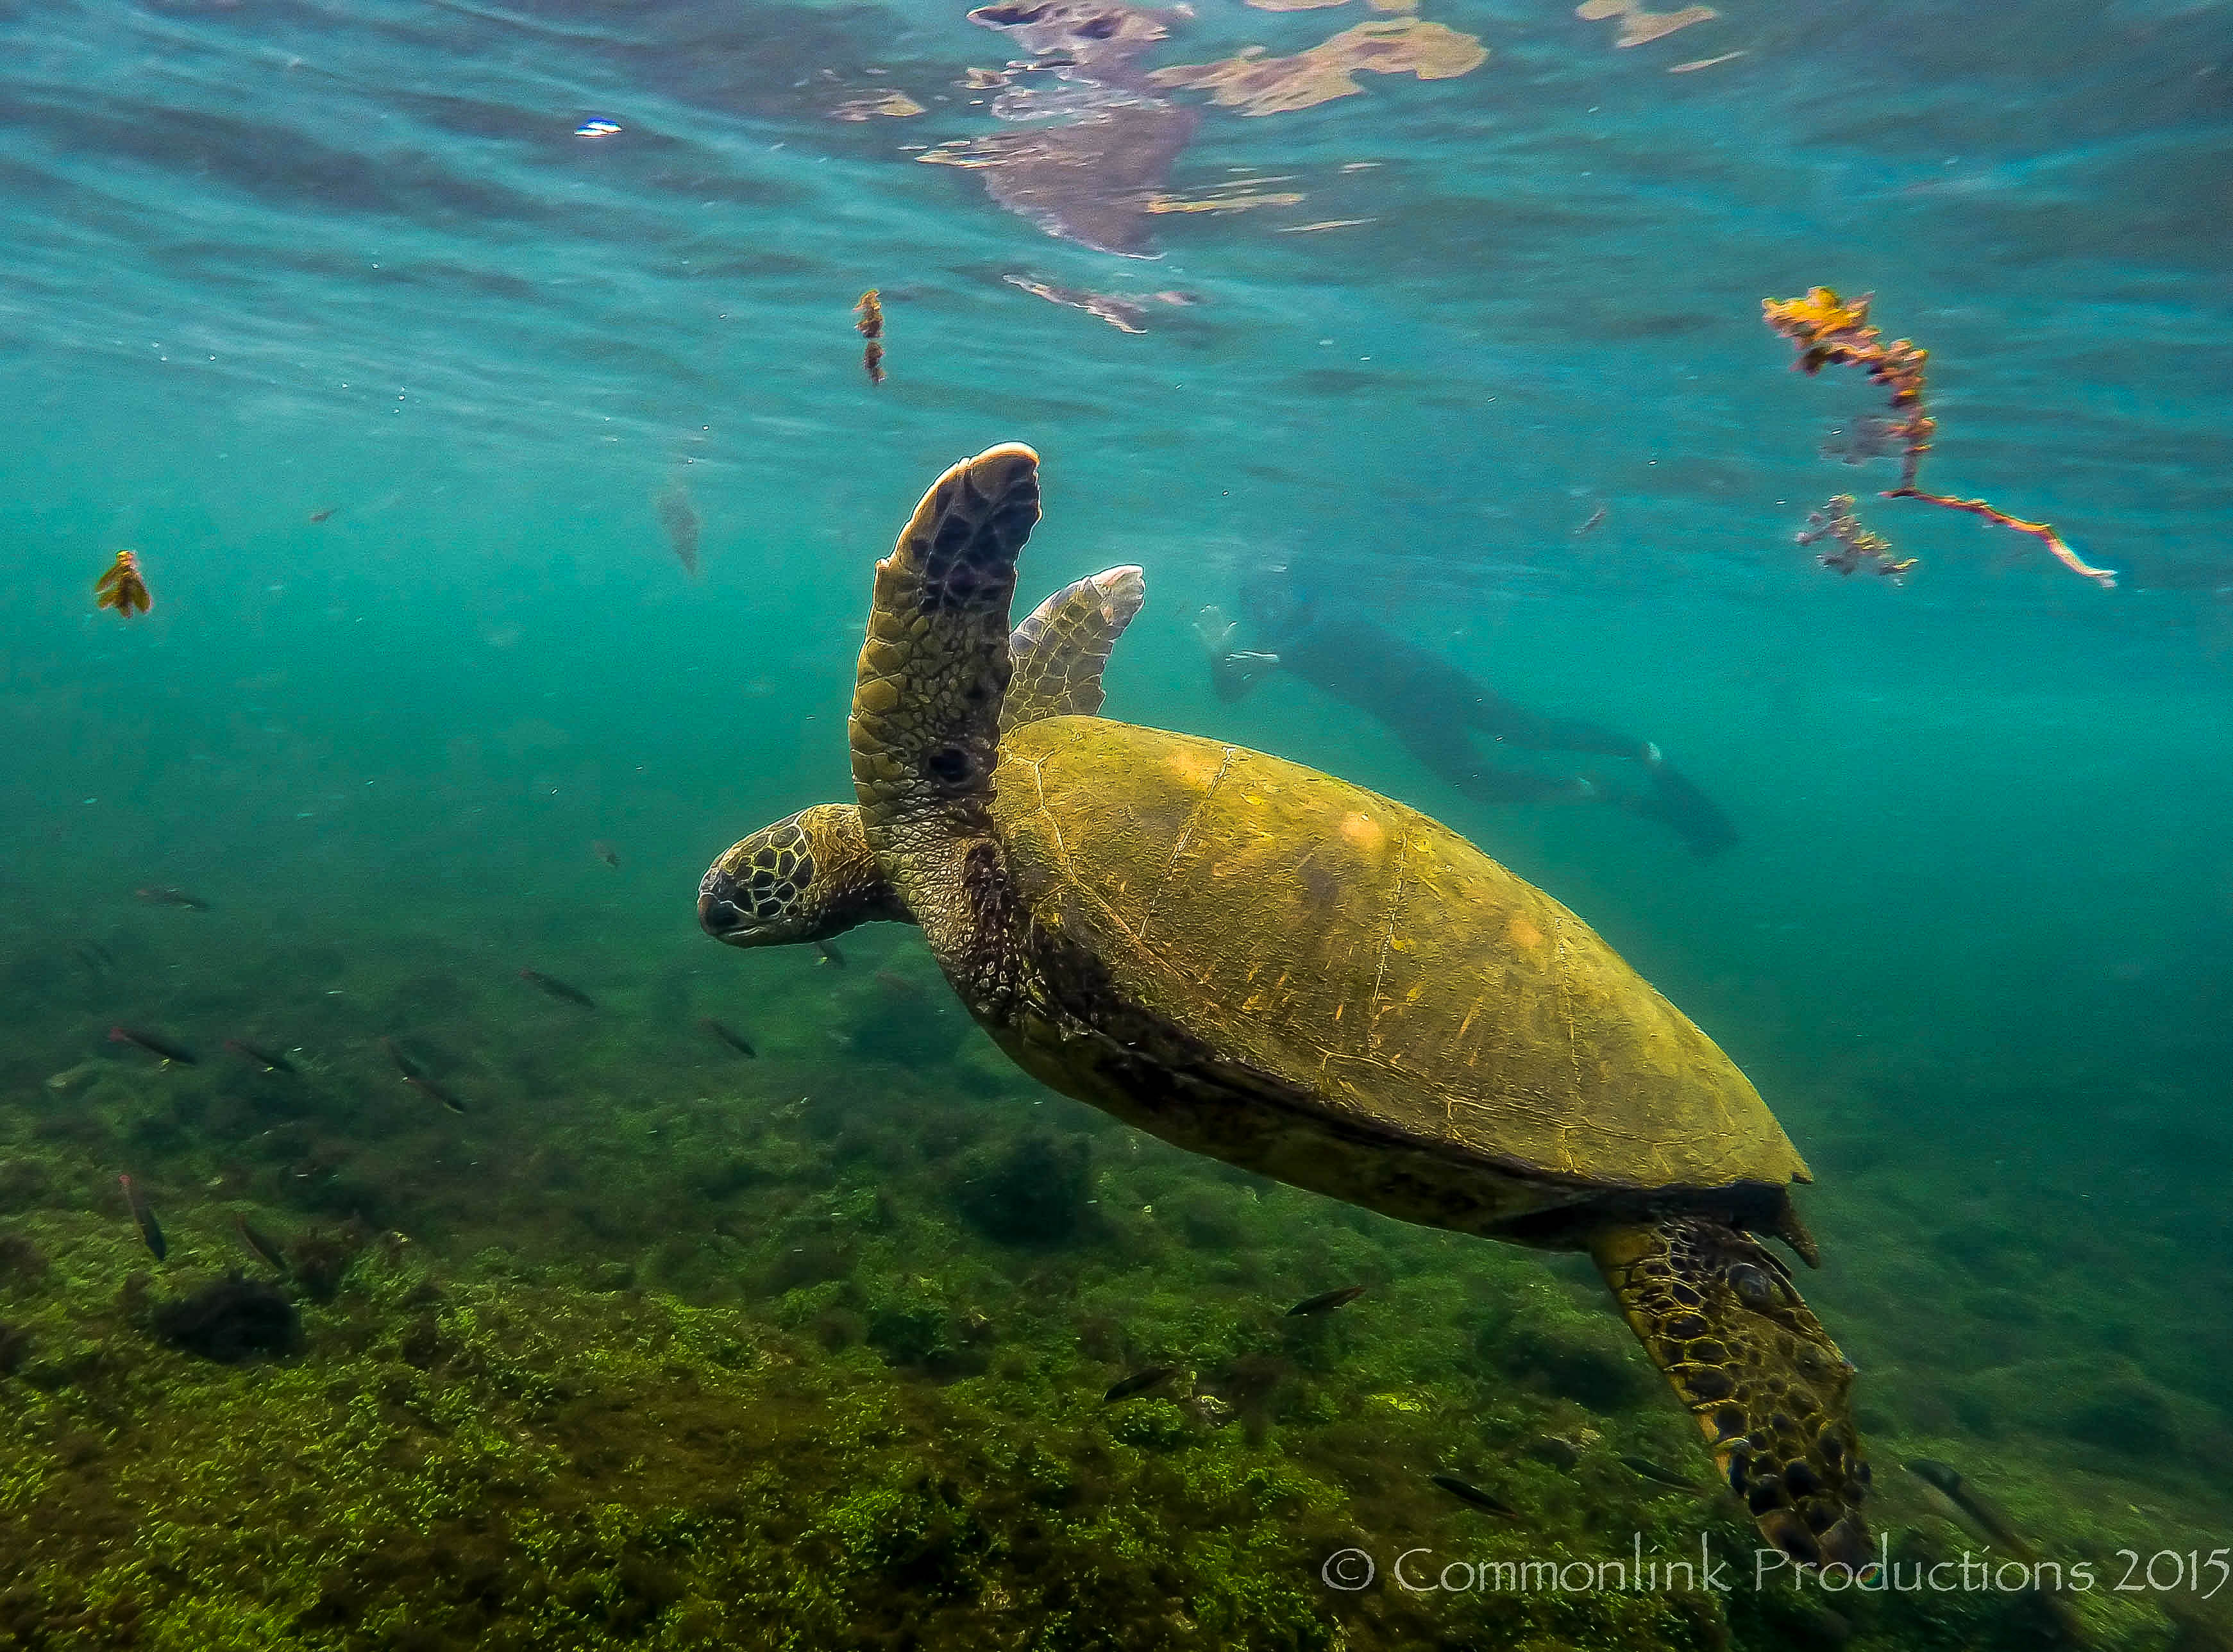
xmin=1574 ymin=0 xmax=1718 ymax=49
xmin=1796 ymin=495 xmax=1917 ymax=583
xmin=855 ymin=289 xmax=886 ymax=386
xmin=1145 ymin=186 xmax=1306 ymax=215
xmin=94 ymin=549 xmax=152 ymax=617
xmin=1148 ymin=18 xmax=1487 ymax=117
xmin=830 ymin=90 xmax=925 ymax=121
xmin=1763 ymin=287 xmax=2116 ymax=589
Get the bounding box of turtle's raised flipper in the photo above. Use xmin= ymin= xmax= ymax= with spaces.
xmin=704 ymin=542 xmax=1134 ymax=953
xmin=851 ymin=445 xmax=1040 ymax=960
xmin=852 ymin=445 xmax=1040 ymax=834
xmin=1002 ymin=565 xmax=1145 ymax=733
xmin=1590 ymin=1217 xmax=1872 ymax=1570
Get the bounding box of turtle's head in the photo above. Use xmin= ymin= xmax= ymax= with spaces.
xmin=698 ymin=804 xmax=906 ymax=948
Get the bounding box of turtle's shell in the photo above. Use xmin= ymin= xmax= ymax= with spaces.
xmin=991 ymin=716 xmax=1808 ymax=1199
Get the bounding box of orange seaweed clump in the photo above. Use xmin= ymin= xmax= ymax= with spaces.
xmin=94 ymin=549 xmax=151 ymax=616
xmin=1147 ymin=18 xmax=1487 ymax=116
xmin=1575 ymin=0 xmax=1717 ymax=48
xmin=855 ymin=289 xmax=886 ymax=386
xmin=1796 ymin=496 xmax=1916 ymax=583
xmin=1762 ymin=287 xmax=2115 ymax=588
xmin=1761 ymin=287 xmax=1934 ymax=484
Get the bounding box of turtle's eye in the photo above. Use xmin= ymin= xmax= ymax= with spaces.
xmin=1725 ymin=1263 xmax=1776 ymax=1311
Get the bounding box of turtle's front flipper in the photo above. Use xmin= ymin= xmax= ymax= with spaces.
xmin=852 ymin=445 xmax=1040 ymax=964
xmin=1590 ymin=1217 xmax=1872 ymax=1570
xmin=852 ymin=445 xmax=1039 ymax=838
xmin=1002 ymin=565 xmax=1145 ymax=733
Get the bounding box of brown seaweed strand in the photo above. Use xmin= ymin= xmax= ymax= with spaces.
xmin=1760 ymin=287 xmax=2116 ymax=589
xmin=1885 ymin=488 xmax=2114 ymax=589
xmin=855 ymin=289 xmax=886 ymax=386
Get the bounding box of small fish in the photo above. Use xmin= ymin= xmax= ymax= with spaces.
xmin=1102 ymin=1365 xmax=1179 ymax=1404
xmin=700 ymin=1017 xmax=757 ymax=1058
xmin=95 ymin=549 xmax=153 ymax=617
xmin=1619 ymin=1455 xmax=1701 ymax=1491
xmin=233 ymin=1212 xmax=288 ymax=1274
xmin=1574 ymin=504 xmax=1608 ymax=537
xmin=1429 ymin=1473 xmax=1519 ymax=1517
xmin=1906 ymin=1459 xmax=2039 ymax=1563
xmin=815 ymin=940 xmax=848 ymax=968
xmin=519 ymin=968 xmax=596 ymax=1009
xmin=593 ymin=839 xmax=621 ymax=869
xmin=405 ymin=1074 xmax=468 ymax=1115
xmin=308 ymin=507 xmax=337 ymax=524
xmin=380 ymin=1038 xmax=468 ymax=1114
xmin=74 ymin=940 xmax=115 ymax=973
xmin=873 ymin=968 xmax=925 ymax=1002
xmin=1285 ymin=1285 xmax=1367 ymax=1317
xmin=110 ymin=1025 xmax=198 ymax=1066
xmin=119 ymin=1174 xmax=166 ymax=1260
xmin=223 ymin=1038 xmax=298 ymax=1075
xmin=134 ymin=886 xmax=210 ymax=911
xmin=654 ymin=481 xmax=700 ymax=577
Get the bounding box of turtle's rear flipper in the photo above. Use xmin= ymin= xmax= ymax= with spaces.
xmin=1590 ymin=1217 xmax=1872 ymax=1570
xmin=1004 ymin=565 xmax=1145 ymax=732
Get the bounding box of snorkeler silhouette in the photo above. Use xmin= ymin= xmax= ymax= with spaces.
xmin=1201 ymin=570 xmax=1739 ymax=858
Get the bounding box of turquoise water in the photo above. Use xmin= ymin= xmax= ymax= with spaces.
xmin=4 ymin=1 xmax=2232 ymax=1646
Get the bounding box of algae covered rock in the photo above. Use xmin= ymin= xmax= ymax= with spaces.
xmin=950 ymin=1132 xmax=1094 ymax=1247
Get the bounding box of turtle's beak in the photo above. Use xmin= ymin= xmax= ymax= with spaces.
xmin=697 ymin=866 xmax=754 ymax=945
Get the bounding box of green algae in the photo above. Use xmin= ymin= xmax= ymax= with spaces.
xmin=3 ymin=935 xmax=2231 ymax=1650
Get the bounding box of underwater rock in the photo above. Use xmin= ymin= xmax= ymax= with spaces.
xmin=0 ymin=1231 xmax=48 ymax=1288
xmin=1106 ymin=1397 xmax=1195 ymax=1451
xmin=951 ymin=1132 xmax=1093 ymax=1246
xmin=1477 ymin=1289 xmax=1652 ymax=1411
xmin=868 ymin=1301 xmax=949 ymax=1367
xmin=2064 ymin=1374 xmax=2186 ymax=1458
xmin=152 ymin=1273 xmax=301 ymax=1363
xmin=758 ymin=1235 xmax=857 ymax=1297
xmin=282 ymin=1226 xmax=367 ymax=1302
xmin=1959 ymin=1355 xmax=2220 ymax=1462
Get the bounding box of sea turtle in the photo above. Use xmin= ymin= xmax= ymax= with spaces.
xmin=698 ymin=445 xmax=1871 ymax=1567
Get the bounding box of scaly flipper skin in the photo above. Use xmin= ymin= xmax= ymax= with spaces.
xmin=850 ymin=444 xmax=1040 ymax=966
xmin=1002 ymin=565 xmax=1145 ymax=732
xmin=702 ymin=553 xmax=1143 ymax=949
xmin=1592 ymin=1218 xmax=1871 ymax=1569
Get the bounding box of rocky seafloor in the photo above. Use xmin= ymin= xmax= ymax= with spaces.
xmin=3 ymin=918 xmax=2230 ymax=1652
